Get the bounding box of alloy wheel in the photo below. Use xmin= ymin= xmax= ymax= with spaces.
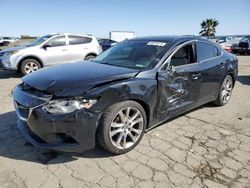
xmin=24 ymin=61 xmax=39 ymax=74
xmin=221 ymin=76 xmax=233 ymax=103
xmin=109 ymin=107 xmax=144 ymax=149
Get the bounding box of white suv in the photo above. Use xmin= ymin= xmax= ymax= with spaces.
xmin=0 ymin=33 xmax=102 ymax=75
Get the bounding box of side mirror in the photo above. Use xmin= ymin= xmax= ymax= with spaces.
xmin=157 ymin=65 xmax=175 ymax=80
xmin=42 ymin=44 xmax=51 ymax=50
xmin=167 ymin=65 xmax=174 ymax=72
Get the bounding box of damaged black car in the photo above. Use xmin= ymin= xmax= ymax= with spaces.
xmin=12 ymin=36 xmax=238 ymax=154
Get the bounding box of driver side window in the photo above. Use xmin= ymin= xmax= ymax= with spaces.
xmin=46 ymin=36 xmax=66 ymax=47
xmin=168 ymin=43 xmax=196 ymax=68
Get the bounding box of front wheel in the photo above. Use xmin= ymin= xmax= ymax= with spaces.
xmin=97 ymin=101 xmax=146 ymax=154
xmin=84 ymin=55 xmax=96 ymax=60
xmin=20 ymin=59 xmax=41 ymax=75
xmin=214 ymin=75 xmax=233 ymax=106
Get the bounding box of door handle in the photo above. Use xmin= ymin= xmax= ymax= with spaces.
xmin=191 ymin=73 xmax=201 ymax=80
xmin=61 ymin=49 xmax=67 ymax=52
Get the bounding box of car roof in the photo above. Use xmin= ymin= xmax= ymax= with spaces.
xmin=50 ymin=33 xmax=95 ymax=38
xmin=129 ymin=35 xmax=206 ymax=43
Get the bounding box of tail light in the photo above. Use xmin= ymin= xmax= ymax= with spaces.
xmin=224 ymin=46 xmax=232 ymax=53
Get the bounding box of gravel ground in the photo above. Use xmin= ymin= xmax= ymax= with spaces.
xmin=0 ymin=56 xmax=249 ymax=188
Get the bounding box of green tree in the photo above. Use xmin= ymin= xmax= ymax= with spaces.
xmin=199 ymin=18 xmax=219 ymax=36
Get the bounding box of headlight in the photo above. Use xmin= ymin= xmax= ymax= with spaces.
xmin=5 ymin=51 xmax=18 ymax=56
xmin=42 ymin=99 xmax=97 ymax=114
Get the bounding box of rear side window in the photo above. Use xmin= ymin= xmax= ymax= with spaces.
xmin=68 ymin=36 xmax=92 ymax=45
xmin=47 ymin=36 xmax=66 ymax=47
xmin=69 ymin=36 xmax=86 ymax=45
xmin=197 ymin=42 xmax=221 ymax=62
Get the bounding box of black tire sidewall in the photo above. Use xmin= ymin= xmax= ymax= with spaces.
xmin=98 ymin=101 xmax=147 ymax=154
xmin=85 ymin=55 xmax=96 ymax=60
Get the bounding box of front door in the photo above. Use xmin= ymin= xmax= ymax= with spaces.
xmin=156 ymin=42 xmax=203 ymax=121
xmin=43 ymin=35 xmax=69 ymax=66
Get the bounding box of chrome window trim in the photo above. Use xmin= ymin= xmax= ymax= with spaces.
xmin=159 ymin=39 xmax=224 ymax=70
xmin=159 ymin=40 xmax=198 ymax=70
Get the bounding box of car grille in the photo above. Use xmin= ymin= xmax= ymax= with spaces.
xmin=16 ymin=102 xmax=30 ymax=120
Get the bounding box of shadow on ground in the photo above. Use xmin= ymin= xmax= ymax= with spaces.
xmin=0 ymin=102 xmax=216 ymax=165
xmin=0 ymin=111 xmax=112 ymax=165
xmin=237 ymin=75 xmax=250 ymax=86
xmin=0 ymin=69 xmax=21 ymax=79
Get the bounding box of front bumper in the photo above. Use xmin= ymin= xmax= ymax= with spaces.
xmin=0 ymin=55 xmax=18 ymax=70
xmin=13 ymin=85 xmax=99 ymax=153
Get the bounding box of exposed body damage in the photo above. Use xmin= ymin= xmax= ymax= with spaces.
xmin=12 ymin=36 xmax=238 ymax=153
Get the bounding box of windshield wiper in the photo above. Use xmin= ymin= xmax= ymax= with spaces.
xmin=92 ymin=60 xmax=114 ymax=66
xmin=93 ymin=60 xmax=139 ymax=70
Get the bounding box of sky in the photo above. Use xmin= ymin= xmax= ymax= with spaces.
xmin=0 ymin=0 xmax=250 ymax=37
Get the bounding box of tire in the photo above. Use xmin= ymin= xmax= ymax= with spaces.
xmin=84 ymin=55 xmax=96 ymax=60
xmin=213 ymin=75 xmax=233 ymax=106
xmin=97 ymin=100 xmax=147 ymax=154
xmin=20 ymin=59 xmax=41 ymax=75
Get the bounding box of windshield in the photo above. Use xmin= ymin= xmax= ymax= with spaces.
xmin=93 ymin=40 xmax=169 ymax=69
xmin=28 ymin=35 xmax=54 ymax=46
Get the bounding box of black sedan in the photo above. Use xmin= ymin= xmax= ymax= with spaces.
xmin=232 ymin=36 xmax=250 ymax=55
xmin=12 ymin=36 xmax=238 ymax=154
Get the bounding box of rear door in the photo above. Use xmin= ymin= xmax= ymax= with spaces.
xmin=67 ymin=35 xmax=93 ymax=62
xmin=196 ymin=41 xmax=226 ymax=103
xmin=157 ymin=42 xmax=203 ymax=119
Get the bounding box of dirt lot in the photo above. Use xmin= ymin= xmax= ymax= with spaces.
xmin=0 ymin=56 xmax=250 ymax=188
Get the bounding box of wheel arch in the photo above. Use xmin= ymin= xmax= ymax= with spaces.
xmin=227 ymin=71 xmax=236 ymax=88
xmin=96 ymin=98 xmax=151 ymax=131
xmin=18 ymin=56 xmax=44 ymax=71
xmin=129 ymin=98 xmax=151 ymax=128
xmin=84 ymin=53 xmax=97 ymax=59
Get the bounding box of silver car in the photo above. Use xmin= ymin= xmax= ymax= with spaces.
xmin=0 ymin=33 xmax=102 ymax=75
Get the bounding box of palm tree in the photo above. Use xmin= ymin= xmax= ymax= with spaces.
xmin=199 ymin=18 xmax=219 ymax=36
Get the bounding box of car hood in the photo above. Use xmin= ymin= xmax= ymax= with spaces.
xmin=22 ymin=61 xmax=139 ymax=97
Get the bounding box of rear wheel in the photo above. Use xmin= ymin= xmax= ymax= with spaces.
xmin=97 ymin=101 xmax=146 ymax=154
xmin=214 ymin=75 xmax=233 ymax=106
xmin=20 ymin=59 xmax=41 ymax=75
